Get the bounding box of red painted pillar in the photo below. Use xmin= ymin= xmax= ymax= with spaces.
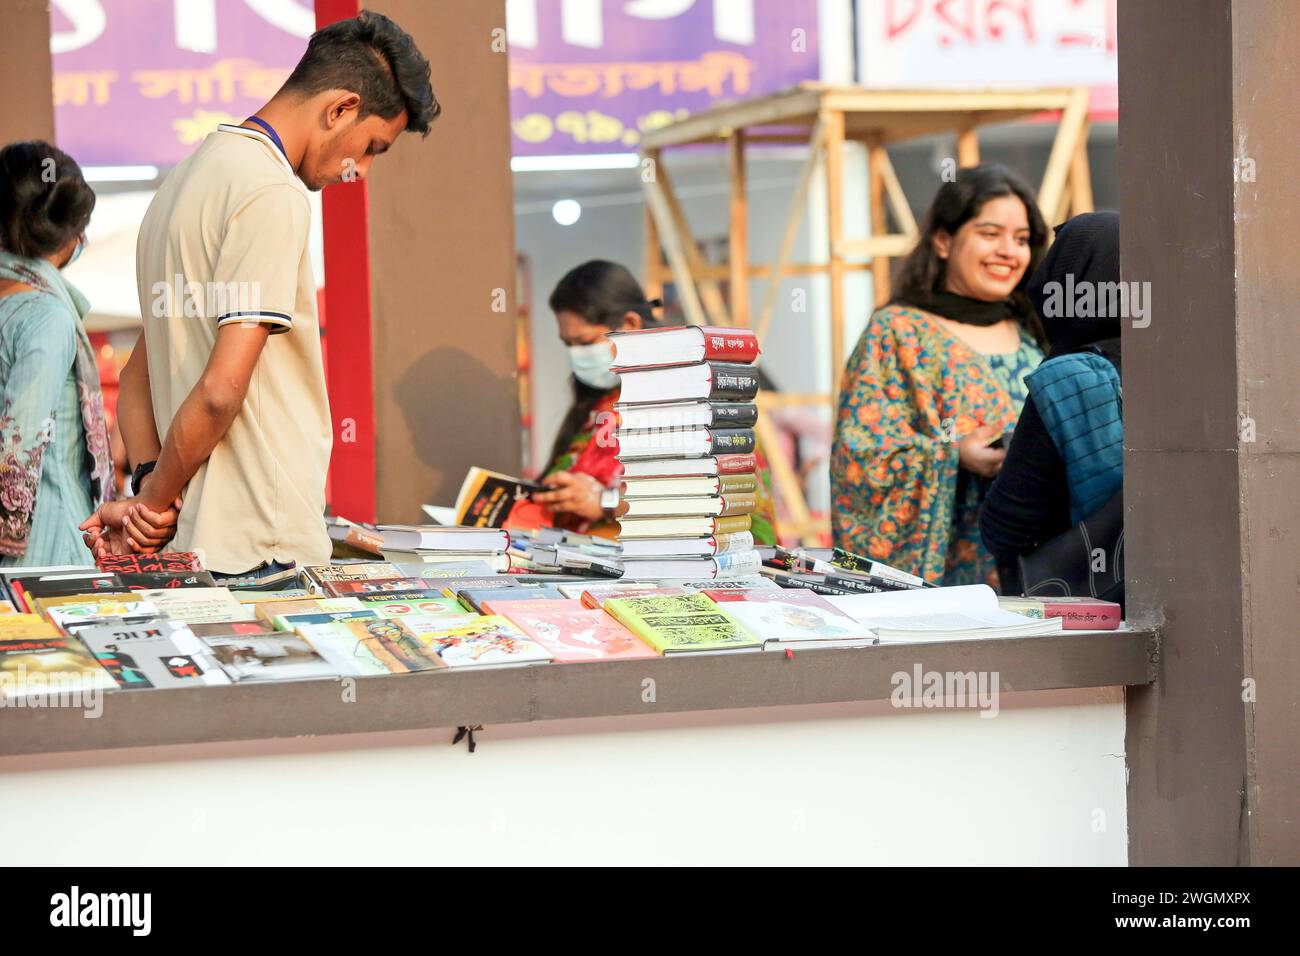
xmin=315 ymin=0 xmax=376 ymax=522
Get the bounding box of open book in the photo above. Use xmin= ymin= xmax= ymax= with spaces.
xmin=825 ymin=585 xmax=1064 ymax=643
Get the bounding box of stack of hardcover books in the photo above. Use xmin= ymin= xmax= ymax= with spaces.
xmin=608 ymin=325 xmax=763 ymax=580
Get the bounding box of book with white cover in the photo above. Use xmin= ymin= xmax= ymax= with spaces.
xmin=825 ymin=585 xmax=1063 ymax=642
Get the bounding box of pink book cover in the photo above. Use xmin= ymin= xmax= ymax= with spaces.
xmin=503 ymin=608 xmax=658 ymax=662
xmin=701 ymin=588 xmax=854 ymax=618
xmin=481 ymin=597 xmax=583 ymax=615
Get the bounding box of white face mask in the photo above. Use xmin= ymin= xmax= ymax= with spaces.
xmin=66 ymin=234 xmax=86 ymax=267
xmin=568 ymin=340 xmax=619 ymax=390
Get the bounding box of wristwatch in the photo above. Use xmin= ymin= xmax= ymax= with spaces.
xmin=599 ymin=486 xmax=620 ymax=518
xmin=130 ymin=459 xmax=158 ymax=496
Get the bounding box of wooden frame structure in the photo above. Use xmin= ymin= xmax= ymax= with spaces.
xmin=639 ymin=84 xmax=1095 ymax=543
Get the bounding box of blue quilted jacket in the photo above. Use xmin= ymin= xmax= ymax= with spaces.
xmin=1025 ymin=349 xmax=1123 ymax=524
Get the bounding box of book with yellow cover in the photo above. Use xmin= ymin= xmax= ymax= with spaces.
xmin=603 ymin=593 xmax=760 ymax=655
xmin=0 ymin=630 xmax=116 ymax=699
xmin=0 ymin=614 xmax=60 ymax=638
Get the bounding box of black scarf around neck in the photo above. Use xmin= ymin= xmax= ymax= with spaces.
xmin=897 ymin=289 xmax=1014 ymax=326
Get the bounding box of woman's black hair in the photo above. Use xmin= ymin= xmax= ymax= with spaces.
xmin=894 ymin=163 xmax=1049 ymax=349
xmin=0 ymin=141 xmax=96 ymax=260
xmin=544 ymin=260 xmax=661 ymax=475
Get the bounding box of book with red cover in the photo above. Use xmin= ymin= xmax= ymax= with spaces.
xmin=618 ymin=453 xmax=756 ymax=479
xmin=609 ymin=325 xmax=759 ymax=369
xmin=97 ymin=552 xmax=204 ymax=573
xmin=997 ymin=596 xmax=1122 ymax=630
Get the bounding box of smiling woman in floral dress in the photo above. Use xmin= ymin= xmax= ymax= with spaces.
xmin=831 ymin=164 xmax=1050 ymax=587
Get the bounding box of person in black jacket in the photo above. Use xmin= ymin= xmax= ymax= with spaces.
xmin=979 ymin=212 xmax=1123 ymax=595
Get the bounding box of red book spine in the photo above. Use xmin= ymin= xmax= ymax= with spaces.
xmin=714 ymin=453 xmax=757 ymax=475
xmin=701 ymin=328 xmax=760 ymax=363
xmin=1044 ymin=601 xmax=1122 ymax=630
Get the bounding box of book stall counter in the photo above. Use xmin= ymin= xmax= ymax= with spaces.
xmin=1 ymin=626 xmax=1153 ymax=756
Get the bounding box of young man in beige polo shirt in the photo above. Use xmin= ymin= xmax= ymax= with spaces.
xmin=81 ymin=11 xmax=439 ymax=581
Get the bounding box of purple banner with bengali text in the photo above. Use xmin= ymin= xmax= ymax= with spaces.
xmin=508 ymin=0 xmax=821 ymax=155
xmin=50 ymin=0 xmax=822 ymax=169
xmin=52 ymin=0 xmax=312 ymax=169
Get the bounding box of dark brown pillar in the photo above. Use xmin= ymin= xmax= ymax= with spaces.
xmin=0 ymin=0 xmax=54 ymax=144
xmin=1120 ymin=0 xmax=1300 ymax=865
xmin=360 ymin=0 xmax=520 ymax=522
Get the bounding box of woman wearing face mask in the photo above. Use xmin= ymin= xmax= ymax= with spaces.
xmin=0 ymin=141 xmax=177 ymax=565
xmin=531 ymin=260 xmax=656 ymax=537
xmin=831 ymin=164 xmax=1049 ymax=586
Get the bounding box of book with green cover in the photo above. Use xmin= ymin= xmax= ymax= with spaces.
xmin=602 ymin=592 xmax=760 ymax=655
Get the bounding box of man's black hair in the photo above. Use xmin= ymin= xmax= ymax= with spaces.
xmin=282 ymin=9 xmax=440 ymax=136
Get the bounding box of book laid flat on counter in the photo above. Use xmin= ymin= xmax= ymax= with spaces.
xmin=619 ymin=550 xmax=762 ymax=581
xmin=381 ymin=552 xmax=512 ymax=572
xmin=301 ymin=562 xmax=402 ymax=591
xmin=452 ymin=467 xmax=544 ymax=528
xmin=616 ymin=514 xmax=752 ymax=538
xmin=78 ymin=620 xmax=231 ymax=689
xmin=619 ymin=531 xmax=754 ymax=559
xmin=503 ymin=607 xmax=659 ymax=662
xmin=324 ymin=577 xmax=454 ymax=596
xmin=765 ymin=545 xmax=931 ymax=589
xmin=603 ymin=593 xmax=760 ymax=655
xmin=336 ymin=617 xmax=456 ymax=673
xmin=0 ymin=632 xmax=118 ymax=698
xmin=700 ymin=590 xmax=876 ymax=651
xmin=253 ymin=596 xmax=366 ymax=623
xmin=270 ymin=607 xmax=378 ymax=633
xmin=487 ymin=597 xmax=583 ymax=614
xmin=997 ymin=596 xmax=1122 ymax=630
xmin=355 ymin=594 xmax=468 ymax=618
xmin=669 ymin=575 xmax=779 ymax=591
xmin=377 ymin=523 xmax=512 ymax=552
xmin=202 ymin=632 xmax=338 ymax=682
xmin=616 ymin=400 xmax=758 ymax=431
xmin=0 ymin=565 xmax=93 ymax=605
xmin=459 ymin=584 xmax=564 ymax=613
xmin=616 ymin=361 xmax=761 ymax=405
xmin=284 ymin=617 xmax=399 ymax=676
xmin=9 ymin=571 xmax=121 ymax=611
xmin=558 ymin=580 xmax=664 ymax=600
xmin=826 ymin=585 xmax=1064 ymax=642
xmin=609 ymin=324 xmax=759 ymax=368
xmin=621 ymin=475 xmax=757 ymax=499
xmin=137 ymin=587 xmax=255 ymax=624
xmin=620 ymin=493 xmax=757 ymax=519
xmin=409 ymin=615 xmax=553 ymax=669
xmin=619 ymin=452 xmax=756 ymax=479
xmin=96 ymin=551 xmax=205 ymax=574
xmin=578 ymin=586 xmax=688 ymax=609
xmin=119 ymin=570 xmax=218 ymax=590
xmin=325 ymin=515 xmax=385 ymax=557
xmin=0 ymin=614 xmax=59 ymax=639
xmin=45 ymin=599 xmax=161 ymax=634
xmin=616 ymin=426 xmax=756 ymax=459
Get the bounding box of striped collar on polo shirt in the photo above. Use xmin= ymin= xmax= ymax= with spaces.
xmin=216 ymin=123 xmax=295 ymax=176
